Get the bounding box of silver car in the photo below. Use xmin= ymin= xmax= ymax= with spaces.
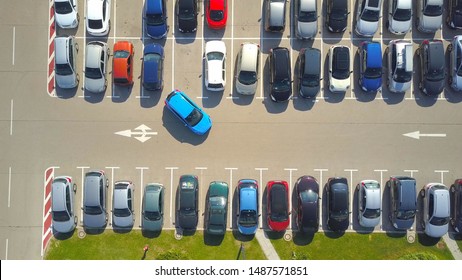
xmin=235 ymin=43 xmax=260 ymax=95
xmin=387 ymin=0 xmax=412 ymax=35
xmin=420 ymin=183 xmax=450 ymax=238
xmin=448 ymin=35 xmax=462 ymax=91
xmin=295 ymin=0 xmax=318 ymax=39
xmin=83 ymin=170 xmax=108 ymax=230
xmin=355 ymin=0 xmax=382 ymax=37
xmin=357 ymin=180 xmax=381 ymax=228
xmin=54 ymin=0 xmax=79 ymax=29
xmin=387 ymin=40 xmax=413 ymax=93
xmin=142 ymin=183 xmax=164 ymax=232
xmin=54 ymin=36 xmax=79 ymax=89
xmin=416 ymin=0 xmax=443 ymax=33
xmin=84 ymin=41 xmax=109 ymax=93
xmin=265 ymin=0 xmax=286 ymax=32
xmin=51 ymin=176 xmax=77 ymax=233
xmin=112 ymin=181 xmax=135 ymax=228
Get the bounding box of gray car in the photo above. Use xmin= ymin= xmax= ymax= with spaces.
xmin=298 ymin=47 xmax=321 ymax=98
xmin=54 ymin=36 xmax=79 ymax=89
xmin=83 ymin=170 xmax=108 ymax=230
xmin=51 ymin=176 xmax=77 ymax=233
xmin=112 ymin=181 xmax=135 ymax=229
xmin=420 ymin=183 xmax=450 ymax=238
xmin=388 ymin=176 xmax=416 ymax=230
xmin=84 ymin=41 xmax=109 ymax=93
xmin=357 ymin=180 xmax=381 ymax=228
xmin=142 ymin=183 xmax=164 ymax=232
xmin=265 ymin=0 xmax=286 ymax=32
xmin=416 ymin=0 xmax=443 ymax=33
xmin=295 ymin=0 xmax=318 ymax=39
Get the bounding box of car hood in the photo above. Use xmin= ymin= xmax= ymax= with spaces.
xmin=300 ymin=84 xmax=320 ymax=98
xmin=238 ymin=224 xmax=258 ymax=235
xmin=421 ymin=15 xmax=442 ymax=32
xmin=425 ymin=223 xmax=448 ymax=238
xmin=236 ymin=80 xmax=257 ymax=95
xmin=85 ymin=76 xmax=105 ymax=93
xmin=191 ymin=114 xmax=212 ymax=135
xmin=56 ymin=73 xmax=78 ymax=89
xmin=55 ymin=12 xmax=78 ymax=28
xmin=146 ymin=24 xmax=168 ymax=39
xmin=328 ymin=216 xmax=349 ymax=231
xmin=423 ymin=79 xmax=444 ymax=95
xmin=178 ymin=18 xmax=197 ymax=32
xmin=359 ymin=216 xmax=380 ymax=228
xmin=389 ymin=19 xmax=411 ymax=34
xmin=297 ymin=21 xmax=317 ymax=39
xmin=113 ymin=214 xmax=134 ymax=228
xmin=356 ymin=20 xmax=378 ymax=36
xmin=389 ymin=79 xmax=411 ymax=93
xmin=83 ymin=213 xmax=106 ymax=229
xmin=330 ymin=77 xmax=350 ymax=92
xmin=392 ymin=217 xmax=414 ymax=230
xmin=53 ymin=219 xmax=75 ymax=233
xmin=362 ymin=77 xmax=382 ymax=92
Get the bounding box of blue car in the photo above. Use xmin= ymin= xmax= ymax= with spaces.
xmin=164 ymin=90 xmax=212 ymax=135
xmin=143 ymin=43 xmax=164 ymax=91
xmin=358 ymin=41 xmax=382 ymax=92
xmin=144 ymin=0 xmax=168 ymax=39
xmin=237 ymin=179 xmax=259 ymax=235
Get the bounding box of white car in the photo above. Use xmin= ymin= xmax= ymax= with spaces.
xmin=205 ymin=41 xmax=226 ymax=91
xmin=357 ymin=180 xmax=381 ymax=228
xmin=387 ymin=40 xmax=413 ymax=93
xmin=84 ymin=41 xmax=109 ymax=93
xmin=295 ymin=0 xmax=318 ymax=39
xmin=86 ymin=0 xmax=111 ymax=36
xmin=355 ymin=0 xmax=382 ymax=37
xmin=55 ymin=36 xmax=79 ymax=89
xmin=235 ymin=43 xmax=260 ymax=95
xmin=54 ymin=0 xmax=79 ymax=28
xmin=448 ymin=35 xmax=462 ymax=91
xmin=420 ymin=183 xmax=450 ymax=238
xmin=388 ymin=0 xmax=412 ymax=35
xmin=328 ymin=45 xmax=351 ymax=92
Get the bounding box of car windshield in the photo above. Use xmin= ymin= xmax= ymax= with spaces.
xmin=144 ymin=53 xmax=161 ymax=63
xmin=429 ymin=216 xmax=449 ymax=226
xmin=210 ymin=10 xmax=224 ymax=21
xmin=55 ymin=63 xmax=73 ymax=75
xmin=331 ymin=209 xmax=348 ymax=221
xmin=393 ymin=68 xmax=412 ymax=83
xmin=331 ymin=8 xmax=347 ymax=20
xmin=114 ymin=208 xmax=131 ymax=217
xmin=145 ymin=211 xmax=161 ymax=221
xmin=393 ymin=8 xmax=412 ymax=21
xmin=88 ymin=19 xmax=103 ymax=29
xmin=85 ymin=205 xmax=102 ymax=215
xmin=396 ymin=210 xmax=415 ymax=220
xmin=239 ymin=210 xmax=257 ymax=226
xmin=238 ymin=71 xmax=257 ymax=85
xmin=299 ymin=10 xmax=317 ymax=22
xmin=146 ymin=13 xmax=164 ymax=25
xmin=423 ymin=5 xmax=443 ymax=16
xmin=364 ymin=67 xmax=382 ymax=79
xmin=273 ymin=79 xmax=290 ymax=91
xmin=427 ymin=67 xmax=444 ymax=81
xmin=457 ymin=62 xmax=462 ymax=76
xmin=301 ymin=191 xmax=318 ymax=203
xmin=179 ymin=8 xmax=195 ymax=20
xmin=302 ymin=74 xmax=320 ymax=87
xmin=52 ymin=210 xmax=70 ymax=222
xmin=361 ymin=9 xmax=380 ymax=22
xmin=55 ymin=1 xmax=73 ymax=14
xmin=363 ymin=208 xmax=380 ymax=219
xmin=114 ymin=50 xmax=129 ymax=58
xmin=185 ymin=108 xmax=203 ymax=127
xmin=271 ymin=211 xmax=288 ymax=222
xmin=207 ymin=51 xmax=224 ymax=61
xmin=210 ymin=196 xmax=226 ymax=207
xmin=85 ymin=67 xmax=102 ymax=79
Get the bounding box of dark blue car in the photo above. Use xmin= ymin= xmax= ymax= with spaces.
xmin=359 ymin=41 xmax=382 ymax=92
xmin=145 ymin=0 xmax=168 ymax=39
xmin=164 ymin=90 xmax=212 ymax=135
xmin=142 ymin=43 xmax=164 ymax=91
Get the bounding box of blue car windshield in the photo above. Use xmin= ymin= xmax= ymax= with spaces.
xmin=239 ymin=210 xmax=257 ymax=226
xmin=185 ymin=108 xmax=203 ymax=127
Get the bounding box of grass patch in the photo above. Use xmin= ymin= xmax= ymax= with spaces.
xmin=271 ymin=232 xmax=454 ymax=260
xmin=45 ymin=230 xmax=265 ymax=260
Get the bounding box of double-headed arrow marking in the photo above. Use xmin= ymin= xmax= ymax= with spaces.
xmin=403 ymin=131 xmax=446 ymax=140
xmin=115 ymin=124 xmax=157 ymax=143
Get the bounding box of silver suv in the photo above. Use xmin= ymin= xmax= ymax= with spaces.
xmin=84 ymin=41 xmax=109 ymax=93
xmin=265 ymin=0 xmax=286 ymax=32
xmin=82 ymin=170 xmax=108 ymax=230
xmin=416 ymin=0 xmax=443 ymax=33
xmin=388 ymin=0 xmax=412 ymax=34
xmin=112 ymin=181 xmax=135 ymax=228
xmin=355 ymin=0 xmax=382 ymax=37
xmin=55 ymin=36 xmax=79 ymax=89
xmin=420 ymin=183 xmax=450 ymax=238
xmin=51 ymin=176 xmax=77 ymax=233
xmin=387 ymin=40 xmax=413 ymax=93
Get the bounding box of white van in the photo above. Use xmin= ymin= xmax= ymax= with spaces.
xmin=54 ymin=36 xmax=79 ymax=89
xmin=235 ymin=43 xmax=260 ymax=95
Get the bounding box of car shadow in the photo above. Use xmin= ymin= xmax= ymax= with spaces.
xmin=161 ymin=106 xmax=209 ymax=145
xmin=83 ymin=227 xmax=106 ymax=235
xmin=111 ymin=84 xmax=133 ymax=103
xmin=112 ymin=227 xmax=134 ymax=234
xmin=232 ymin=230 xmax=255 ymax=241
xmin=203 ymin=232 xmax=225 ymax=246
xmin=55 ymin=86 xmax=79 ymax=99
xmin=52 ymin=229 xmax=75 ymax=240
xmin=83 ymin=88 xmax=106 ymax=103
xmin=292 ymin=231 xmax=315 ymax=246
xmin=141 ymin=230 xmax=161 ymax=238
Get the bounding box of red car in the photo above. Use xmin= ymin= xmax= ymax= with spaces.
xmin=206 ymin=0 xmax=227 ymax=29
xmin=113 ymin=41 xmax=134 ymax=86
xmin=266 ymin=180 xmax=290 ymax=231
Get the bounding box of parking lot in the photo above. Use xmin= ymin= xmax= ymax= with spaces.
xmin=0 ymin=0 xmax=462 ymax=259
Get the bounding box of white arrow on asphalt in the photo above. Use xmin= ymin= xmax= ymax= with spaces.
xmin=403 ymin=131 xmax=446 ymax=140
xmin=115 ymin=124 xmax=158 ymax=143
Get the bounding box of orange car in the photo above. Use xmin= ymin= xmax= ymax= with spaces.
xmin=113 ymin=41 xmax=134 ymax=86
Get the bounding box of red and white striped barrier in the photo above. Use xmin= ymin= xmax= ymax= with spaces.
xmin=41 ymin=167 xmax=55 ymax=257
xmin=47 ymin=0 xmax=56 ymax=97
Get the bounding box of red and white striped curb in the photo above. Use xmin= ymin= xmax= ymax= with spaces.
xmin=41 ymin=167 xmax=55 ymax=257
xmin=47 ymin=0 xmax=56 ymax=97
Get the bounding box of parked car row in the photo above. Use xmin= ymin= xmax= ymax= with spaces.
xmin=51 ymin=171 xmax=462 ymax=238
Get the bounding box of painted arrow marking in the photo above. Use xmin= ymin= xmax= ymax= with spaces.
xmin=403 ymin=131 xmax=446 ymax=140
xmin=115 ymin=124 xmax=158 ymax=143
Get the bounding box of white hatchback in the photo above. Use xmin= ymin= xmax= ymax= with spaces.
xmin=86 ymin=0 xmax=111 ymax=36
xmin=54 ymin=0 xmax=79 ymax=28
xmin=328 ymin=45 xmax=351 ymax=92
xmin=205 ymin=41 xmax=226 ymax=91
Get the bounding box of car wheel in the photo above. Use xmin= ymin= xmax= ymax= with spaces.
xmin=76 ymin=73 xmax=80 ymax=83
xmin=420 ymin=189 xmax=425 ymax=197
xmin=73 ymin=183 xmax=77 ymax=193
xmin=77 ymin=13 xmax=80 ymax=23
xmin=75 ymin=42 xmax=79 ymax=52
xmin=416 ymin=48 xmax=420 ymax=56
xmin=451 ymin=185 xmax=456 ymax=193
xmin=415 ymin=18 xmax=420 ymax=29
xmin=421 ymin=221 xmax=425 ymax=230
xmin=384 ymin=47 xmax=389 ymax=54
xmin=449 ymin=76 xmax=453 ymax=86
xmin=386 ymin=79 xmax=390 ymax=87
xmin=418 ymin=82 xmax=423 ymax=90
xmin=106 ymin=179 xmax=109 ymax=188
xmin=356 ymin=184 xmax=359 ymax=192
xmin=448 ymin=44 xmax=453 ymax=52
xmin=74 ymin=216 xmax=78 ymax=225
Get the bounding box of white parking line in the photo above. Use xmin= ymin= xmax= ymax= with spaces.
xmin=225 ymin=167 xmax=238 ymax=228
xmin=314 ymin=168 xmax=328 ymax=227
xmin=80 ymin=0 xmax=87 ymax=98
xmin=258 ymin=0 xmax=264 ymax=100
xmin=195 ymin=167 xmax=207 ymax=214
xmin=113 ymin=0 xmax=117 ymax=45
xmin=230 ymin=0 xmax=235 ymax=98
xmin=136 ymin=167 xmax=148 ymax=224
xmin=8 ymin=167 xmax=11 ymax=208
xmin=105 ymin=166 xmax=120 ymax=225
xmin=12 ymin=26 xmax=15 ymax=65
xmin=255 ymin=168 xmax=268 ymax=228
xmin=165 ymin=167 xmax=178 ymax=226
xmin=404 ymin=169 xmax=418 ymax=177
xmin=344 ymin=169 xmax=358 ymax=229
xmin=434 ymin=170 xmax=449 ymax=184
xmin=77 ymin=166 xmax=90 ymax=221
xmin=374 ymin=169 xmax=388 ymax=230
xmin=5 ymin=239 xmax=8 ymax=260
xmin=284 ymin=168 xmax=297 ymax=228
xmin=201 ymin=2 xmax=205 ymax=99
xmin=10 ymin=99 xmax=13 ymax=136
xmin=171 ymin=0 xmax=175 ymax=92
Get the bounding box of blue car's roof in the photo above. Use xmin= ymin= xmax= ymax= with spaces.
xmin=365 ymin=42 xmax=382 ymax=68
xmin=146 ymin=0 xmax=163 ymax=14
xmin=167 ymin=91 xmax=195 ymax=119
xmin=240 ymin=187 xmax=257 ymax=211
xmin=143 ymin=44 xmax=163 ymax=84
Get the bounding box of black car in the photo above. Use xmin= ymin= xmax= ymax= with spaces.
xmin=326 ymin=177 xmax=349 ymax=232
xmin=269 ymin=47 xmax=292 ymax=102
xmin=450 ymin=179 xmax=462 ymax=233
xmin=298 ymin=48 xmax=321 ymax=98
xmin=295 ymin=176 xmax=320 ymax=233
xmin=177 ymin=175 xmax=199 ymax=230
xmin=417 ymin=40 xmax=445 ymax=96
xmin=176 ymin=0 xmax=198 ymax=33
xmin=447 ymin=0 xmax=462 ymax=29
xmin=326 ymin=0 xmax=349 ymax=32
xmin=387 ymin=176 xmax=416 ymax=230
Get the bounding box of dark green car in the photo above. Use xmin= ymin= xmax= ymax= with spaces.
xmin=206 ymin=181 xmax=229 ymax=235
xmin=142 ymin=183 xmax=165 ymax=231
